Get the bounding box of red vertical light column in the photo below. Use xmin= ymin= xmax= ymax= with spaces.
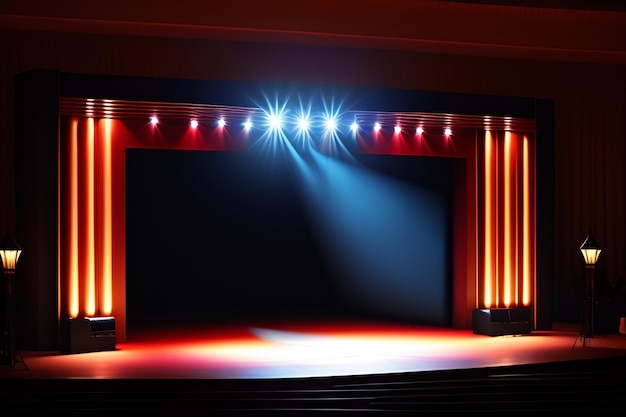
xmin=63 ymin=118 xmax=98 ymax=319
xmin=96 ymin=118 xmax=113 ymax=316
xmin=67 ymin=118 xmax=80 ymax=318
xmin=522 ymin=135 xmax=534 ymax=306
xmin=480 ymin=131 xmax=533 ymax=310
xmin=522 ymin=135 xmax=534 ymax=307
xmin=483 ymin=131 xmax=495 ymax=308
xmin=502 ymin=131 xmax=519 ymax=307
xmin=82 ymin=119 xmax=97 ymax=317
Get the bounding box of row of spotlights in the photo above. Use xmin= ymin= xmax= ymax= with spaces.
xmin=149 ymin=116 xmax=453 ymax=136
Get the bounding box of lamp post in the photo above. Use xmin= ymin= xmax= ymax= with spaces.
xmin=1 ymin=234 xmax=24 ymax=369
xmin=574 ymin=232 xmax=601 ymax=348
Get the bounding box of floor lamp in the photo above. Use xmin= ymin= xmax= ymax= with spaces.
xmin=1 ymin=234 xmax=27 ymax=370
xmin=572 ymin=232 xmax=601 ymax=349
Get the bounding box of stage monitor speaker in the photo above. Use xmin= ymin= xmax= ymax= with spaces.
xmin=472 ymin=307 xmax=531 ymax=336
xmin=60 ymin=316 xmax=116 ymax=353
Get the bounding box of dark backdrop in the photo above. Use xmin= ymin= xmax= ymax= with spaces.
xmin=126 ymin=146 xmax=458 ymax=332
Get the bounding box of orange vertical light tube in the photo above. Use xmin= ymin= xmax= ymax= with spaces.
xmin=69 ymin=119 xmax=80 ymax=318
xmin=503 ymin=132 xmax=512 ymax=307
xmin=102 ymin=118 xmax=113 ymax=315
xmin=513 ymin=133 xmax=519 ymax=307
xmin=484 ymin=131 xmax=493 ymax=308
xmin=85 ymin=119 xmax=96 ymax=316
xmin=522 ymin=135 xmax=531 ymax=306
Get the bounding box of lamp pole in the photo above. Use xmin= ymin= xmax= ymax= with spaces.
xmin=1 ymin=234 xmax=25 ymax=370
xmin=573 ymin=232 xmax=601 ymax=348
xmin=584 ymin=264 xmax=595 ymax=340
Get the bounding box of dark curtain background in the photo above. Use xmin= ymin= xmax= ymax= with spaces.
xmin=126 ymin=148 xmax=456 ymax=331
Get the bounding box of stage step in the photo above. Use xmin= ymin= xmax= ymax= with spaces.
xmin=2 ymin=357 xmax=626 ymax=414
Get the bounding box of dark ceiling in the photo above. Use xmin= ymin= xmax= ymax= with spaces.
xmin=448 ymin=0 xmax=626 ymax=11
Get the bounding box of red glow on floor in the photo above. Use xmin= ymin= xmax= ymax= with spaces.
xmin=4 ymin=320 xmax=626 ymax=380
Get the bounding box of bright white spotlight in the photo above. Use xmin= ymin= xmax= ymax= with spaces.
xmin=444 ymin=127 xmax=452 ymax=136
xmin=350 ymin=122 xmax=359 ymax=133
xmin=297 ymin=116 xmax=311 ymax=133
xmin=150 ymin=116 xmax=158 ymax=125
xmin=190 ymin=119 xmax=198 ymax=129
xmin=320 ymin=97 xmax=345 ymax=140
xmin=243 ymin=119 xmax=253 ymax=131
xmin=416 ymin=127 xmax=424 ymax=135
xmin=269 ymin=114 xmax=282 ymax=131
xmin=258 ymin=97 xmax=289 ymax=140
xmin=217 ymin=118 xmax=226 ymax=128
xmin=324 ymin=115 xmax=338 ymax=135
xmin=374 ymin=122 xmax=381 ymax=132
xmin=394 ymin=125 xmax=402 ymax=135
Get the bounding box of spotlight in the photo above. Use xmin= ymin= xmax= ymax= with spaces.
xmin=324 ymin=115 xmax=338 ymax=135
xmin=268 ymin=114 xmax=283 ymax=132
xmin=296 ymin=116 xmax=311 ymax=133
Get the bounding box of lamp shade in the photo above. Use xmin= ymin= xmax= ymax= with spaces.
xmin=580 ymin=233 xmax=601 ymax=266
xmin=0 ymin=234 xmax=22 ymax=271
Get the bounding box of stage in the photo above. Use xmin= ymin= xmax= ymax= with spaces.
xmin=4 ymin=319 xmax=626 ymax=380
xmin=2 ymin=319 xmax=626 ymax=414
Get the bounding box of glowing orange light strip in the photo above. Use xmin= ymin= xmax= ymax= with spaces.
xmin=69 ymin=119 xmax=79 ymax=318
xmin=513 ymin=133 xmax=519 ymax=307
xmin=503 ymin=132 xmax=512 ymax=307
xmin=102 ymin=119 xmax=113 ymax=315
xmin=523 ymin=136 xmax=531 ymax=306
xmin=484 ymin=131 xmax=493 ymax=308
xmin=85 ymin=119 xmax=96 ymax=316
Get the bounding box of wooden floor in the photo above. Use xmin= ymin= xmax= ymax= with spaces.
xmin=2 ymin=319 xmax=626 ymax=414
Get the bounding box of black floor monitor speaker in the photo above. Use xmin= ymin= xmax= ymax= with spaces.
xmin=60 ymin=316 xmax=116 ymax=353
xmin=472 ymin=307 xmax=531 ymax=336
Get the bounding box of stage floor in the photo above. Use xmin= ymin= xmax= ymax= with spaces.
xmin=3 ymin=319 xmax=626 ymax=380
